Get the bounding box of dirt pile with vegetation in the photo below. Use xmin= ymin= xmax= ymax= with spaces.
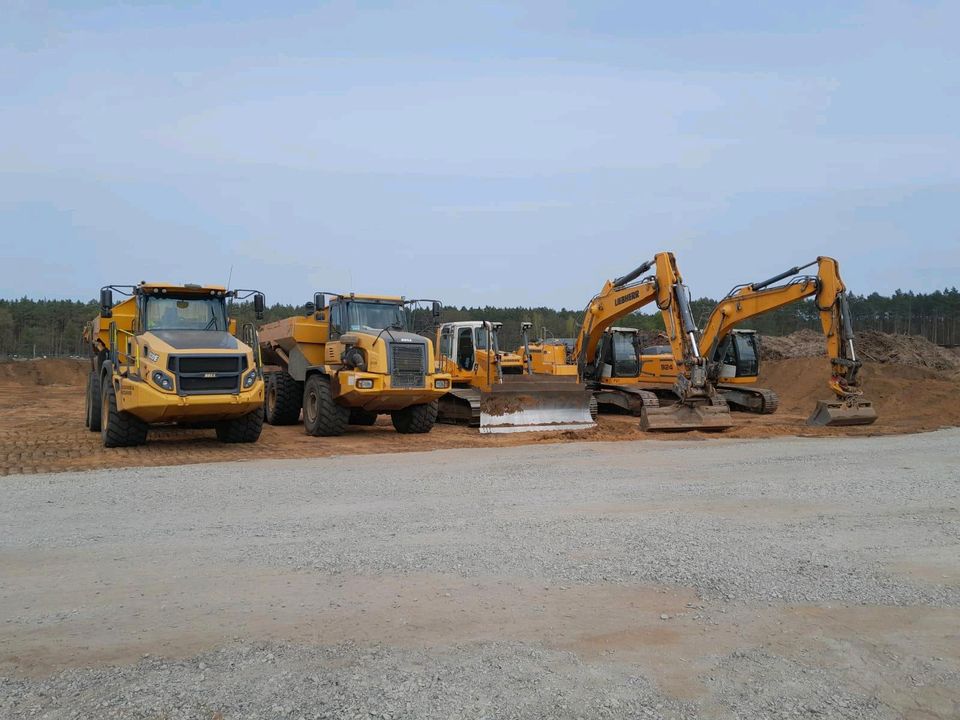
xmin=762 ymin=330 xmax=960 ymax=372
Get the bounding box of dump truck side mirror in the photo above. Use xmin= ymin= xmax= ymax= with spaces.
xmin=432 ymin=301 xmax=441 ymax=318
xmin=100 ymin=288 xmax=113 ymax=318
xmin=253 ymin=293 xmax=265 ymax=320
xmin=314 ymin=293 xmax=325 ymax=310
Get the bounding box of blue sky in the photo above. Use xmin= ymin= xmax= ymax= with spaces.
xmin=2 ymin=1 xmax=957 ymax=308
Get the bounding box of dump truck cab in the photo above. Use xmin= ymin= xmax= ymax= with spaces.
xmin=258 ymin=293 xmax=451 ymax=436
xmin=84 ymin=282 xmax=267 ymax=447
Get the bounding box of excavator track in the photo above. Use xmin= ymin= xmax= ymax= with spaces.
xmin=717 ymin=385 xmax=780 ymax=415
xmin=594 ymin=386 xmax=659 ymax=416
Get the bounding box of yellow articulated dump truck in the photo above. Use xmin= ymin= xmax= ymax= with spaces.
xmin=257 ymin=293 xmax=451 ymax=436
xmin=83 ymin=282 xmax=267 ymax=447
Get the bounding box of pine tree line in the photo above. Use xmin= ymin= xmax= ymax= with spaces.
xmin=2 ymin=287 xmax=958 ymax=359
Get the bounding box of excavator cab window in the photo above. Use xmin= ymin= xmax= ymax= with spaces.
xmin=610 ymin=332 xmax=640 ymax=378
xmin=714 ymin=332 xmax=760 ymax=379
xmin=732 ymin=333 xmax=759 ymax=377
xmin=457 ymin=327 xmax=475 ymax=370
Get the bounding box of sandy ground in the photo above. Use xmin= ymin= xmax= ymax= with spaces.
xmin=1 ymin=358 xmax=958 ymax=476
xmin=1 ymin=432 xmax=958 ymax=718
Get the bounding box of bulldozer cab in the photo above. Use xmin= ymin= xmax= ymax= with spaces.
xmin=712 ymin=329 xmax=761 ymax=380
xmin=438 ymin=321 xmax=507 ymax=377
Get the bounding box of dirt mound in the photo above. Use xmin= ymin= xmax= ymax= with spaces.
xmin=0 ymin=359 xmax=88 ymax=387
xmin=762 ymin=330 xmax=960 ymax=372
xmin=757 ymin=357 xmax=960 ymax=433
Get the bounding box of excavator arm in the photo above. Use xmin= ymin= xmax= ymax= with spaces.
xmin=700 ymin=256 xmax=876 ymax=426
xmin=573 ymin=252 xmax=732 ymax=431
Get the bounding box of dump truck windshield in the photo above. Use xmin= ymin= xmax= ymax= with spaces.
xmin=145 ymin=296 xmax=228 ymax=331
xmin=347 ymin=302 xmax=406 ymax=332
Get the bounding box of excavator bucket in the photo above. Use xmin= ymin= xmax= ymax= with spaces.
xmin=807 ymin=398 xmax=878 ymax=427
xmin=640 ymin=402 xmax=733 ymax=432
xmin=479 ymin=378 xmax=595 ymax=434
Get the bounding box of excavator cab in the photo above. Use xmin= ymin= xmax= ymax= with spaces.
xmin=597 ymin=328 xmax=641 ymax=379
xmin=712 ymin=330 xmax=761 ymax=380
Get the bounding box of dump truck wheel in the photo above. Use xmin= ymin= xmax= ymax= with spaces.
xmin=264 ymin=371 xmax=302 ymax=425
xmin=391 ymin=401 xmax=438 ymax=434
xmin=588 ymin=395 xmax=599 ymax=421
xmin=86 ymin=371 xmax=102 ymax=432
xmin=215 ymin=407 xmax=264 ymax=443
xmin=349 ymin=409 xmax=378 ymax=426
xmin=302 ymin=375 xmax=348 ymax=436
xmin=100 ymin=381 xmax=148 ymax=448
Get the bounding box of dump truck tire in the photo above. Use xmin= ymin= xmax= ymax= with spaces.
xmin=391 ymin=401 xmax=438 ymax=434
xmin=100 ymin=381 xmax=148 ymax=448
xmin=588 ymin=395 xmax=599 ymax=421
xmin=264 ymin=371 xmax=302 ymax=425
xmin=215 ymin=407 xmax=264 ymax=443
xmin=349 ymin=408 xmax=378 ymax=426
xmin=85 ymin=371 xmax=102 ymax=432
xmin=303 ymin=375 xmax=348 ymax=437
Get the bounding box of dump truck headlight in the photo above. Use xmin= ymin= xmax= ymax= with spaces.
xmin=435 ymin=379 xmax=449 ymax=389
xmin=151 ymin=370 xmax=174 ymax=391
xmin=243 ymin=369 xmax=258 ymax=389
xmin=356 ymin=378 xmax=374 ymax=389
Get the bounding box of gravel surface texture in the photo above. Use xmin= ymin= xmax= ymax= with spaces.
xmin=2 ymin=430 xmax=959 ymax=719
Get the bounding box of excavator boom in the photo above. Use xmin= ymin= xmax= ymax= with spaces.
xmin=701 ymin=257 xmax=876 ymax=427
xmin=574 ymin=252 xmax=732 ymax=432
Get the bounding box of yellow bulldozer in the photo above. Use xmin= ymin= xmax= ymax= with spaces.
xmin=257 ymin=292 xmax=451 ymax=436
xmin=435 ymin=320 xmax=594 ymax=433
xmin=631 ymin=256 xmax=877 ymax=426
xmin=573 ymin=252 xmax=734 ymax=431
xmin=83 ymin=282 xmax=267 ymax=447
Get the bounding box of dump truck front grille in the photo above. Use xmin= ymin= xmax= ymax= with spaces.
xmin=390 ymin=344 xmax=426 ymax=389
xmin=167 ymin=354 xmax=244 ymax=395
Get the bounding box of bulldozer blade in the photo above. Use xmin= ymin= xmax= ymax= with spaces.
xmin=640 ymin=402 xmax=733 ymax=432
xmin=479 ymin=383 xmax=595 ymax=434
xmin=807 ymin=399 xmax=878 ymax=427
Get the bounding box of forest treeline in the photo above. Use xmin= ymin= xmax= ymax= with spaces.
xmin=2 ymin=288 xmax=958 ymax=358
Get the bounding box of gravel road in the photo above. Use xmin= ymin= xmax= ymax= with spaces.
xmin=2 ymin=430 xmax=959 ymax=719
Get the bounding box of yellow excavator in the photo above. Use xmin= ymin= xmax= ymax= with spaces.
xmin=573 ymin=252 xmax=733 ymax=431
xmin=435 ymin=320 xmax=594 ymax=433
xmin=634 ymin=256 xmax=877 ymax=426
